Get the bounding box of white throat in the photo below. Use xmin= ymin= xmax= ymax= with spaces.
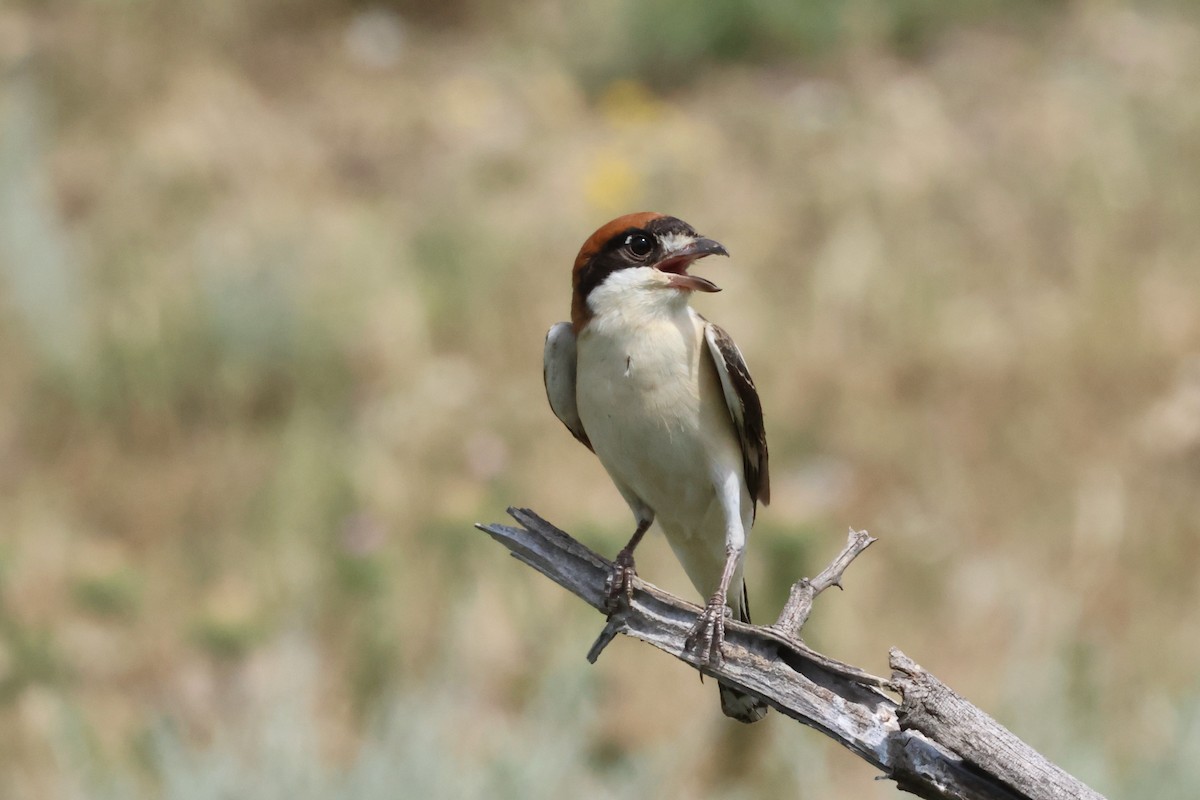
xmin=585 ymin=266 xmax=689 ymax=332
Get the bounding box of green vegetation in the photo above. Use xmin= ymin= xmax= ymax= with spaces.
xmin=1 ymin=1 xmax=1199 ymax=797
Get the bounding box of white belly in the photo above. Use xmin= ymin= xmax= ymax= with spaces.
xmin=575 ymin=308 xmax=751 ymax=601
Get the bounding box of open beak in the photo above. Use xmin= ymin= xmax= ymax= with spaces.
xmin=653 ymin=237 xmax=729 ymax=293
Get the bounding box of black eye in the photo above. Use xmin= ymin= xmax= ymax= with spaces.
xmin=625 ymin=233 xmax=654 ymax=258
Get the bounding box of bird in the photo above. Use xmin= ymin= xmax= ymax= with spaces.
xmin=543 ymin=212 xmax=770 ymax=723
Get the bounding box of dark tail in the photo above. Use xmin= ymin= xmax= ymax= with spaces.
xmin=718 ymin=582 xmax=768 ymax=723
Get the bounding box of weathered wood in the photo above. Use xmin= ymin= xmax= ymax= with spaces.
xmin=774 ymin=526 xmax=876 ymax=636
xmin=891 ymin=651 xmax=1105 ymax=800
xmin=477 ymin=508 xmax=1106 ymax=800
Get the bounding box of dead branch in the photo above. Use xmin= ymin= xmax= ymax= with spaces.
xmin=891 ymin=651 xmax=1104 ymax=800
xmin=477 ymin=508 xmax=1105 ymax=800
xmin=773 ymin=526 xmax=876 ymax=636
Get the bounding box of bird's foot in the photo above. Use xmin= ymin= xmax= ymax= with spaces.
xmin=604 ymin=548 xmax=638 ymax=614
xmin=685 ymin=595 xmax=730 ymax=667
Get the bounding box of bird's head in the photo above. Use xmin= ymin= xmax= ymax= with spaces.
xmin=570 ymin=212 xmax=729 ymax=331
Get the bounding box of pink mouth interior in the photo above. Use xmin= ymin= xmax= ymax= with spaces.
xmin=655 ymin=255 xmax=699 ymax=275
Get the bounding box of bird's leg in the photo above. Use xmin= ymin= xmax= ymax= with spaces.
xmin=605 ymin=516 xmax=653 ymax=614
xmin=686 ymin=472 xmax=747 ymax=666
xmin=685 ymin=544 xmax=740 ymax=666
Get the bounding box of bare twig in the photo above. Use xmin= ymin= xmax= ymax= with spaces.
xmin=477 ymin=508 xmax=1106 ymax=800
xmin=773 ymin=526 xmax=876 ymax=636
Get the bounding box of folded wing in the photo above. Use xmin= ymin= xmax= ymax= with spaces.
xmin=543 ymin=322 xmax=592 ymax=451
xmin=703 ymin=322 xmax=770 ymax=511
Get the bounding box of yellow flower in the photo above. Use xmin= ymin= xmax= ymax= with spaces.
xmin=584 ymin=151 xmax=640 ymax=215
xmin=599 ymin=79 xmax=664 ymax=127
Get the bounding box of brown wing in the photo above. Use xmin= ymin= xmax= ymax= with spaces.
xmin=543 ymin=322 xmax=593 ymax=451
xmin=704 ymin=322 xmax=770 ymax=510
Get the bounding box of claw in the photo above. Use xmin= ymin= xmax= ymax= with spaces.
xmin=604 ymin=548 xmax=637 ymax=614
xmin=685 ymin=596 xmax=730 ymax=666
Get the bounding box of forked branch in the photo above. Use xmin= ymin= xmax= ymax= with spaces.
xmin=477 ymin=508 xmax=1105 ymax=800
xmin=774 ymin=526 xmax=876 ymax=636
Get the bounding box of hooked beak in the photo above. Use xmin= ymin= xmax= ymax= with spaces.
xmin=653 ymin=237 xmax=729 ymax=293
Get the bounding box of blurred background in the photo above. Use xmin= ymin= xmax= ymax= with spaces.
xmin=1 ymin=1 xmax=1199 ymax=797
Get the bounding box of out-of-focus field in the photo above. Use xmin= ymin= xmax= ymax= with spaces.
xmin=1 ymin=2 xmax=1199 ymax=797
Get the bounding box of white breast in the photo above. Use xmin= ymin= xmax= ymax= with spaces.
xmin=576 ymin=298 xmax=746 ymax=551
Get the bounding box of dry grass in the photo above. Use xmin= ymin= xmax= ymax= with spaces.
xmin=1 ymin=2 xmax=1199 ymax=797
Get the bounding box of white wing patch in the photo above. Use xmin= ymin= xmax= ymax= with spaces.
xmin=543 ymin=322 xmax=592 ymax=451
